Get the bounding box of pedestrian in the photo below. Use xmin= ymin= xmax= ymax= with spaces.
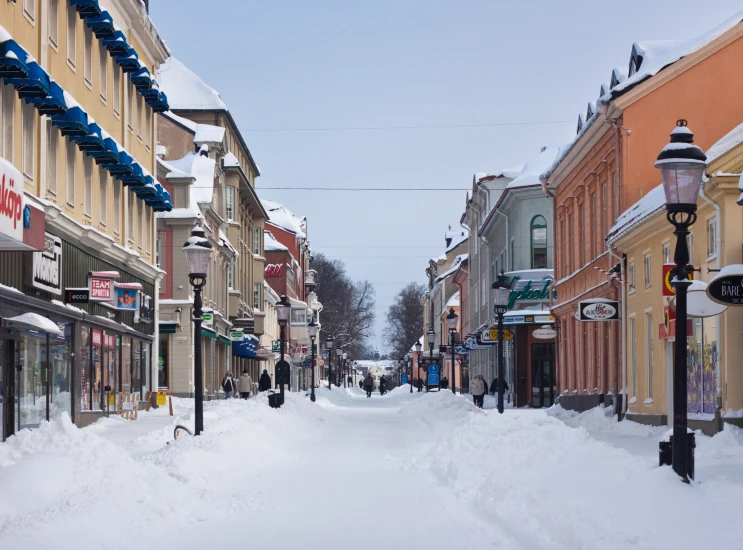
xmin=441 ymin=376 xmax=449 ymax=390
xmin=492 ymin=376 xmax=509 ymax=405
xmin=258 ymin=369 xmax=271 ymax=392
xmin=363 ymin=373 xmax=374 ymax=398
xmin=359 ymin=379 xmax=363 ymax=389
xmin=348 ymin=375 xmax=353 ymax=386
xmin=417 ymin=377 xmax=423 ymax=392
xmin=239 ymin=369 xmax=253 ymax=399
xmin=221 ymin=372 xmax=236 ymax=399
xmin=471 ymin=375 xmax=486 ymax=408
xmin=379 ymin=375 xmax=387 ymax=395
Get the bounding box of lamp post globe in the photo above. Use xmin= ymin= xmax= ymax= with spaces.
xmin=276 ymin=295 xmax=291 ymax=406
xmin=308 ymin=317 xmax=318 ymax=402
xmin=491 ymin=270 xmax=510 ymax=414
xmin=655 ymin=120 xmax=706 ymax=483
xmin=182 ymin=226 xmax=212 ymax=436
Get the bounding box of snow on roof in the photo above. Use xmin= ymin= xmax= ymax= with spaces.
xmin=194 ymin=124 xmax=225 ymax=145
xmin=610 ymin=12 xmax=743 ymax=99
xmin=435 ymin=254 xmax=468 ymax=283
xmin=706 ymin=122 xmax=743 ymax=164
xmin=540 ymin=122 xmax=595 ymax=182
xmin=445 ymin=231 xmax=468 ymax=253
xmin=264 ymin=230 xmax=289 ymax=252
xmin=162 ymin=110 xmax=197 ymax=132
xmin=507 ymin=145 xmax=564 ymax=190
xmin=446 ymin=291 xmax=460 ymax=308
xmin=219 ymin=229 xmax=238 ymax=256
xmin=158 ymin=57 xmax=228 ymax=110
xmin=223 ymin=152 xmax=240 ymax=168
xmin=409 ymin=335 xmax=425 ymax=352
xmin=262 ymin=199 xmax=306 ymax=238
xmin=606 ymin=184 xmax=665 ymax=242
xmin=166 ymin=152 xmax=216 ymax=205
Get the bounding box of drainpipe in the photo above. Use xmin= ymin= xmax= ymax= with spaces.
xmin=700 ymin=176 xmax=723 ymax=428
xmin=608 ymin=246 xmax=626 ymax=421
xmin=495 ymin=207 xmax=510 ymax=271
xmin=480 ymin=233 xmax=490 ymax=380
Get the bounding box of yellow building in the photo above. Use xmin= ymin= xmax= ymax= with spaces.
xmin=607 ymin=123 xmax=743 ymax=433
xmin=0 ymin=0 xmax=169 ymax=436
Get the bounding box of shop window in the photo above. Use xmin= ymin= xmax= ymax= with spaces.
xmin=531 ymin=215 xmax=547 ymax=269
xmin=50 ymin=323 xmax=73 ymax=421
xmin=132 ymin=341 xmax=142 ymax=397
xmin=80 ymin=327 xmax=90 ymax=411
xmin=18 ymin=330 xmax=47 ymax=430
xmin=121 ymin=337 xmax=132 ymax=393
xmin=158 ymin=333 xmax=169 ymax=388
xmin=91 ymin=329 xmax=102 ymax=410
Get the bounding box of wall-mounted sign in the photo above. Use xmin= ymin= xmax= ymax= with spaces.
xmin=65 ymin=288 xmax=90 ymax=304
xmin=28 ymin=232 xmax=62 ymax=295
xmin=114 ymin=287 xmax=139 ymax=310
xmin=0 ymin=160 xmax=24 ymax=245
xmin=88 ymin=271 xmax=120 ymax=301
xmin=707 ymin=265 xmax=743 ymax=306
xmin=201 ymin=311 xmax=214 ymax=329
xmin=480 ymin=327 xmax=514 ymax=342
xmin=663 ymin=264 xmax=693 ymax=296
xmin=507 ymin=275 xmax=556 ymax=309
xmin=578 ymin=300 xmax=619 ymax=321
xmin=232 ymin=317 xmax=254 ymax=334
xmin=265 ymin=264 xmax=284 ymax=278
xmin=532 ymin=326 xmax=557 ymax=339
xmin=134 ymin=292 xmax=153 ymax=323
xmin=230 ymin=330 xmax=244 ymax=341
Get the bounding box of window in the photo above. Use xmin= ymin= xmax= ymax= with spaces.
xmin=662 ymin=242 xmax=671 ymax=264
xmin=254 ymin=283 xmax=262 ymax=311
xmin=707 ymin=217 xmax=717 ymax=258
xmin=47 ymin=121 xmax=58 ymax=195
xmin=67 ymin=4 xmax=76 ymax=67
xmin=291 ymin=308 xmax=307 ymax=325
xmin=225 ymin=186 xmax=234 ymax=220
xmin=578 ymin=204 xmax=584 ymax=266
xmin=510 ymin=239 xmax=515 ymax=271
xmin=146 ymin=208 xmax=151 ymax=253
xmin=113 ymin=181 xmax=121 ymax=234
xmin=531 ymin=215 xmax=547 ymax=269
xmin=22 ymin=101 xmax=35 ymax=179
xmin=137 ymin=198 xmax=143 ymax=247
xmin=560 ymin=220 xmax=567 ymax=276
xmin=629 ymin=316 xmax=636 ymax=397
xmin=227 ymin=263 xmax=234 ymax=289
xmin=156 ymin=232 xmax=166 ymax=269
xmin=643 ymin=253 xmax=651 ymax=288
xmin=99 ymin=168 xmax=107 ymax=226
xmin=23 ymin=0 xmax=35 ymax=22
xmin=113 ymin=65 xmax=120 ymax=116
xmin=48 ymin=0 xmax=58 ymax=47
xmin=500 ymin=251 xmax=505 ymax=273
xmin=686 ymin=233 xmax=693 ymax=265
xmin=3 ymin=84 xmax=15 ymax=161
xmin=591 ymin=194 xmax=597 ymax=258
xmin=646 ymin=312 xmax=653 ymax=399
xmin=601 ymin=184 xmax=607 ymax=237
xmin=136 ymin=93 xmax=142 ymax=139
xmin=254 ymin=227 xmax=262 ymax=255
xmin=127 ymin=191 xmax=134 ymax=242
xmin=99 ymin=42 xmax=107 ymax=100
xmin=628 ymin=262 xmax=635 ymax=293
xmin=145 ymin=105 xmax=151 ymax=147
xmin=66 ymin=140 xmax=75 ymax=206
xmin=84 ymin=26 xmax=93 ymax=86
xmin=127 ymin=76 xmax=133 ymax=130
xmin=83 ymin=156 xmax=92 ymax=216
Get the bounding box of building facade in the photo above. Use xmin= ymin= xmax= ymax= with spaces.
xmin=0 ymin=0 xmax=170 ymax=437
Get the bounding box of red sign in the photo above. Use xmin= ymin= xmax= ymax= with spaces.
xmin=92 ymin=330 xmax=102 ymax=346
xmin=658 ymin=319 xmax=693 ymax=340
xmin=104 ymin=334 xmax=115 ymax=348
xmin=663 ymin=264 xmax=693 ymax=296
xmin=265 ymin=264 xmax=283 ymax=277
xmin=90 ymin=278 xmax=112 ymax=300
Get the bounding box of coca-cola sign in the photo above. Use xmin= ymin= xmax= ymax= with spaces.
xmin=579 ymin=300 xmax=619 ymax=321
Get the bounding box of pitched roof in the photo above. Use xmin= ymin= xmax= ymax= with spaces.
xmin=158 ymin=57 xmax=227 ymax=110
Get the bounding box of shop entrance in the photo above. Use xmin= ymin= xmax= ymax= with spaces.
xmin=531 ymin=343 xmax=556 ymax=408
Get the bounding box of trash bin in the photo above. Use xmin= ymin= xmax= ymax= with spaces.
xmin=659 ymin=440 xmax=672 ymax=467
xmin=268 ymin=391 xmax=284 ymax=409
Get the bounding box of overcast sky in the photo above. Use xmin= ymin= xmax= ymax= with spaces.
xmin=151 ymin=0 xmax=741 ymax=352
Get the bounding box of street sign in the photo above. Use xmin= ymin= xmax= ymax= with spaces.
xmin=707 ymin=266 xmax=743 ymax=305
xmin=401 ymin=373 xmax=407 ymax=384
xmin=427 ymin=364 xmax=440 ymax=375
xmin=480 ymin=327 xmax=514 ymax=343
xmin=663 ymin=264 xmax=693 ymax=296
xmin=427 ymin=373 xmax=440 ymax=386
xmin=578 ymin=300 xmax=619 ymax=321
xmin=532 ymin=325 xmax=557 ymax=339
xmin=272 ymin=340 xmax=281 ymax=353
xmin=303 ymin=359 xmax=312 ymax=368
xmin=318 ymin=359 xmax=325 ymax=366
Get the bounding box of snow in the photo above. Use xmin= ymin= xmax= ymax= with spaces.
xmin=193 ymin=124 xmax=225 ymax=145
xmin=5 ymin=313 xmax=62 ymax=335
xmin=611 ymin=12 xmax=743 ymax=98
xmin=264 ymin=230 xmax=288 ymax=252
xmin=165 ymin=152 xmax=216 ymax=205
xmin=445 ymin=290 xmax=460 ymax=308
xmin=606 ymin=183 xmax=665 ymax=242
xmin=261 ymin=199 xmax=306 ymax=238
xmin=434 ymin=253 xmax=468 ymax=282
xmin=444 ymin=231 xmax=468 ymax=253
xmin=162 ymin=111 xmax=198 ymax=132
xmin=223 ymin=152 xmax=240 ymax=168
xmin=506 ymin=145 xmax=564 ymax=190
xmin=0 ymin=23 xmax=12 ymax=43
xmin=706 ymin=121 xmax=743 ymax=164
xmin=218 ymin=229 xmax=237 ymax=256
xmin=0 ymin=282 xmax=23 ymax=294
xmin=157 ymin=57 xmax=228 ymax=110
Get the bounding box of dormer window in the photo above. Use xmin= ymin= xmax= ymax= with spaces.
xmin=577 ymin=114 xmax=584 ymax=135
xmin=599 ymin=84 xmax=609 ymax=98
xmin=586 ymin=103 xmax=595 ymax=120
xmin=610 ymin=68 xmax=627 ymax=90
xmin=628 ymin=44 xmax=644 ymax=77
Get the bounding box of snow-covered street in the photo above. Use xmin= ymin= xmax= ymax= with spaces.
xmin=2 ymin=388 xmax=743 ymax=550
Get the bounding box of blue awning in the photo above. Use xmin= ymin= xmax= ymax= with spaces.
xmin=5 ymin=61 xmax=50 ymax=99
xmin=0 ymin=40 xmax=30 ymax=78
xmin=51 ymin=106 xmax=89 ymax=137
xmin=71 ymin=122 xmax=105 ymax=151
xmin=27 ymin=80 xmax=68 ymax=116
xmin=147 ymin=91 xmax=169 ymax=113
xmin=130 ymin=176 xmax=157 ymax=198
xmin=89 ymin=137 xmax=120 ymax=165
xmin=232 ymin=339 xmax=257 ymax=358
xmin=139 ymin=81 xmax=160 ymax=100
xmin=103 ymin=151 xmax=134 ymax=176
xmin=101 ymin=30 xmax=129 ymax=56
xmin=115 ymin=49 xmax=140 ymax=73
xmin=85 ymin=10 xmax=115 ymax=38
xmin=70 ymin=0 xmax=102 ymax=19
xmin=117 ymin=161 xmax=145 ymax=186
xmin=130 ymin=66 xmax=152 ymax=88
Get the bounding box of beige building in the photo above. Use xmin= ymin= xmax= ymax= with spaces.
xmin=607 ymin=123 xmax=743 ymax=433
xmin=0 ymin=0 xmax=170 ymax=436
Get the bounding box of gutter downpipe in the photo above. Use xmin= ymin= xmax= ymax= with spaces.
xmin=608 ymin=245 xmax=626 ymax=421
xmin=700 ymin=175 xmax=723 ymax=430
xmin=480 ymin=233 xmax=490 ymax=380
xmin=540 ymin=177 xmax=559 ymax=404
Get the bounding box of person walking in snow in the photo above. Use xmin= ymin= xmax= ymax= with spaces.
xmin=258 ymin=369 xmax=271 ymax=392
xmin=491 ymin=377 xmax=508 ymax=401
xmin=379 ymin=376 xmax=387 ymax=395
xmin=471 ymin=375 xmax=486 ymax=408
xmin=440 ymin=376 xmax=449 ymax=390
xmin=239 ymin=369 xmax=253 ymax=399
xmin=222 ymin=372 xmax=236 ymax=399
xmin=359 ymin=379 xmax=363 ymax=389
xmin=363 ymin=373 xmax=374 ymax=398
xmin=417 ymin=377 xmax=423 ymax=392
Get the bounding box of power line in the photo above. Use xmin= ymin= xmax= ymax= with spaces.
xmin=183 ymin=186 xmax=469 ymax=191
xmin=240 ymin=120 xmax=573 ymax=132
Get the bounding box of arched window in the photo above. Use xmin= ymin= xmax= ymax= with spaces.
xmin=531 ymin=215 xmax=548 ymax=269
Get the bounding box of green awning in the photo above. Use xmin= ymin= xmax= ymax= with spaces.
xmin=159 ymin=323 xmax=177 ymax=334
xmin=201 ymin=328 xmax=216 ymax=339
xmin=217 ymin=335 xmax=231 ymax=346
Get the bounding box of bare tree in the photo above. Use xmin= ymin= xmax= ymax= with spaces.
xmin=383 ymin=282 xmax=426 ymax=360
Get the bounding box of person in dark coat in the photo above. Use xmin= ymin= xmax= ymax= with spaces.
xmin=359 ymin=379 xmax=363 ymax=389
xmin=363 ymin=373 xmax=374 ymax=398
xmin=491 ymin=377 xmax=509 ymax=394
xmin=417 ymin=377 xmax=423 ymax=392
xmin=440 ymin=377 xmax=449 ymax=390
xmin=379 ymin=376 xmax=387 ymax=395
xmin=258 ymin=369 xmax=272 ymax=392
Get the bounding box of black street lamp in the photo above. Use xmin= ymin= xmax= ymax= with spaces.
xmin=491 ymin=270 xmax=510 ymax=414
xmin=276 ymin=295 xmax=291 ymax=405
xmin=413 ymin=340 xmax=422 ymax=393
xmin=308 ymin=317 xmax=318 ymax=402
xmin=426 ymin=329 xmax=435 ymax=391
xmin=326 ymin=334 xmax=334 ymax=390
xmin=656 ymin=119 xmax=707 ymax=483
xmin=446 ymin=309 xmax=459 ymax=394
xmin=183 ymin=226 xmax=213 ymax=435
xmin=336 ymin=348 xmax=343 ymax=387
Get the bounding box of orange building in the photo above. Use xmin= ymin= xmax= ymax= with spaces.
xmin=541 ymin=12 xmax=743 ymax=412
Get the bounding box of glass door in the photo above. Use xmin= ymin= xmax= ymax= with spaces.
xmin=18 ymin=330 xmax=47 ymax=430
xmin=531 ymin=343 xmax=556 ymax=408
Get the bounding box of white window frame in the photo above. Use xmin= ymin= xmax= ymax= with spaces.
xmin=22 ymin=101 xmax=35 ymax=180
xmin=2 ymin=84 xmax=15 ymax=161
xmin=643 ymin=253 xmax=651 ymax=289
xmin=99 ymin=167 xmax=107 ymax=227
xmin=145 ymin=105 xmax=151 ymax=148
xmin=145 ymin=207 xmax=151 ymax=253
xmin=136 ymin=93 xmax=143 ymax=140
xmin=23 ymin=0 xmax=36 ymax=23
xmin=662 ymin=242 xmax=671 ymax=264
xmin=253 ymin=227 xmax=261 ymax=255
xmin=113 ymin=180 xmax=121 ymax=235
xmin=227 ymin=264 xmax=234 ymax=289
xmin=99 ymin=41 xmax=107 ymax=102
xmin=83 ymin=156 xmax=92 ymax=217
xmin=629 ymin=315 xmax=636 ymax=397
xmin=628 ymin=262 xmax=635 ymax=294
xmin=126 ymin=76 xmax=133 ymax=131
xmin=65 ymin=140 xmax=75 ymax=208
xmin=254 ymin=283 xmax=262 ymax=311
xmin=707 ymin=217 xmax=717 ymax=259
xmin=67 ymin=4 xmax=76 ymax=69
xmin=48 ymin=0 xmax=59 ymax=49
xmin=156 ymin=232 xmax=166 ymax=269
xmin=225 ymin=186 xmax=234 ymax=220
xmin=127 ymin=191 xmax=134 ymax=243
xmin=83 ymin=25 xmax=93 ymax=87
xmin=113 ymin=65 xmax=121 ymax=117
xmin=47 ymin=121 xmax=58 ymax=196
xmin=646 ymin=311 xmax=653 ymax=399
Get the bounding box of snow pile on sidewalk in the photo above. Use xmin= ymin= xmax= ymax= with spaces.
xmin=415 ymin=401 xmax=743 ymax=549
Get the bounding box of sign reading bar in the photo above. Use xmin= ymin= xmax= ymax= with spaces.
xmin=707 ymin=266 xmax=743 ymax=306
xmin=578 ymin=300 xmax=619 ymax=321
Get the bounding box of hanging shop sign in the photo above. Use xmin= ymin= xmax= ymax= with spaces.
xmin=265 ymin=264 xmax=283 ymax=277
xmin=88 ymin=271 xmax=120 ymax=301
xmin=134 ymin=292 xmax=153 ymax=323
xmin=507 ymin=275 xmax=557 ymax=309
xmin=532 ymin=325 xmax=557 ymax=339
xmin=230 ymin=330 xmax=245 ymax=342
xmin=27 ymin=232 xmax=62 ymax=295
xmin=64 ymin=287 xmax=90 ymax=304
xmin=578 ymin=300 xmax=619 ymax=321
xmin=232 ymin=317 xmax=254 ymax=334
xmin=112 ymin=283 xmax=143 ymax=311
xmin=272 ymin=340 xmax=281 ymax=353
xmin=480 ymin=327 xmax=514 ymax=342
xmin=200 ymin=310 xmax=214 ymax=329
xmin=707 ymin=265 xmax=743 ymax=306
xmin=0 ymin=159 xmax=24 ymax=245
xmin=662 ymin=264 xmax=693 ymax=296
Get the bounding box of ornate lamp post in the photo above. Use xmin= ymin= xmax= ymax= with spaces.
xmin=183 ymin=226 xmax=213 ymax=435
xmin=446 ymin=309 xmax=459 ymax=393
xmin=491 ymin=270 xmax=510 ymax=414
xmin=308 ymin=317 xmax=318 ymax=402
xmin=426 ymin=329 xmax=435 ymax=391
xmin=656 ymin=119 xmax=707 ymax=483
xmin=326 ymin=334 xmax=334 ymax=390
xmin=342 ymin=352 xmax=348 ymax=387
xmin=413 ymin=340 xmax=422 ymax=392
xmin=336 ymin=348 xmax=343 ymax=387
xmin=276 ymin=295 xmax=291 ymax=405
